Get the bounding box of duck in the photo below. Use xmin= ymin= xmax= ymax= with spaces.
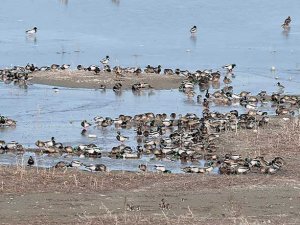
xmin=85 ymin=164 xmax=106 ymax=172
xmin=277 ymin=82 xmax=285 ymax=89
xmin=5 ymin=141 xmax=20 ymax=150
xmin=281 ymin=16 xmax=291 ymax=28
xmin=0 ymin=140 xmax=5 ymax=149
xmin=27 ymin=156 xmax=34 ymax=166
xmin=190 ymin=25 xmax=197 ymax=34
xmin=100 ymin=55 xmax=110 ymax=65
xmin=63 ymin=146 xmax=73 ymax=153
xmin=55 ymin=161 xmax=70 ymax=168
xmin=154 ymin=165 xmax=166 ymax=172
xmin=138 ymin=164 xmax=147 ymax=172
xmin=222 ymin=64 xmax=236 ymax=73
xmin=60 ymin=64 xmax=70 ymax=70
xmin=51 ymin=64 xmax=60 ymax=70
xmin=26 ymin=27 xmax=37 ymax=34
xmin=71 ymin=160 xmax=82 ymax=167
xmin=41 ymin=137 xmax=56 ymax=148
xmin=95 ymin=164 xmax=107 ymax=172
xmin=81 ymin=120 xmax=92 ymax=129
xmin=113 ymin=83 xmax=122 ymax=92
xmin=77 ymin=65 xmax=85 ymax=70
xmin=116 ymin=131 xmax=129 ymax=142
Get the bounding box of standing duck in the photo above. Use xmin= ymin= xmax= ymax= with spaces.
xmin=100 ymin=55 xmax=110 ymax=65
xmin=190 ymin=25 xmax=197 ymax=34
xmin=116 ymin=131 xmax=129 ymax=142
xmin=281 ymin=16 xmax=291 ymax=28
xmin=27 ymin=156 xmax=34 ymax=166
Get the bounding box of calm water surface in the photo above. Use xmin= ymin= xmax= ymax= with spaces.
xmin=0 ymin=0 xmax=300 ymax=74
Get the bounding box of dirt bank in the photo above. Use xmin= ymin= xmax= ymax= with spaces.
xmin=30 ymin=70 xmax=185 ymax=90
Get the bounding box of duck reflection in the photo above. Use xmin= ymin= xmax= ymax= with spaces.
xmin=281 ymin=27 xmax=290 ymax=38
xmin=111 ymin=0 xmax=120 ymax=6
xmin=26 ymin=35 xmax=37 ymax=45
xmin=59 ymin=0 xmax=68 ymax=5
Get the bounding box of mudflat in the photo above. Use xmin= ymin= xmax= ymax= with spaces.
xmin=30 ymin=70 xmax=185 ymax=90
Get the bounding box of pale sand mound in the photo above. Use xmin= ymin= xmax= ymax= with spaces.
xmin=30 ymin=70 xmax=185 ymax=90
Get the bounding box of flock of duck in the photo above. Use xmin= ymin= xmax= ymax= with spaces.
xmin=0 ymin=16 xmax=295 ymax=174
xmin=0 ymin=102 xmax=287 ymax=174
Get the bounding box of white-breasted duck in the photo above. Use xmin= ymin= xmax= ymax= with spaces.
xmin=100 ymin=55 xmax=110 ymax=65
xmin=81 ymin=120 xmax=92 ymax=129
xmin=26 ymin=27 xmax=37 ymax=34
xmin=61 ymin=64 xmax=70 ymax=70
xmin=222 ymin=64 xmax=236 ymax=73
xmin=71 ymin=160 xmax=83 ymax=167
xmin=190 ymin=25 xmax=197 ymax=34
xmin=116 ymin=131 xmax=129 ymax=142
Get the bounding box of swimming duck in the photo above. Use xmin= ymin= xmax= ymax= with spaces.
xmin=113 ymin=83 xmax=122 ymax=92
xmin=277 ymin=82 xmax=285 ymax=89
xmin=81 ymin=120 xmax=92 ymax=129
xmin=100 ymin=55 xmax=110 ymax=65
xmin=27 ymin=156 xmax=34 ymax=166
xmin=281 ymin=16 xmax=291 ymax=28
xmin=190 ymin=25 xmax=197 ymax=34
xmin=116 ymin=131 xmax=129 ymax=142
xmin=222 ymin=64 xmax=236 ymax=73
xmin=26 ymin=27 xmax=37 ymax=34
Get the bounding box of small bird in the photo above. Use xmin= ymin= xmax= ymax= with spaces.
xmin=222 ymin=64 xmax=236 ymax=73
xmin=100 ymin=55 xmax=110 ymax=65
xmin=281 ymin=16 xmax=291 ymax=28
xmin=26 ymin=27 xmax=37 ymax=34
xmin=81 ymin=120 xmax=91 ymax=129
xmin=27 ymin=156 xmax=34 ymax=166
xmin=190 ymin=25 xmax=197 ymax=34
xmin=277 ymin=82 xmax=285 ymax=89
xmin=116 ymin=131 xmax=129 ymax=142
xmin=60 ymin=64 xmax=70 ymax=70
xmin=138 ymin=164 xmax=147 ymax=172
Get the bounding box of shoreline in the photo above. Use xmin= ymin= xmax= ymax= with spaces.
xmin=30 ymin=70 xmax=185 ymax=90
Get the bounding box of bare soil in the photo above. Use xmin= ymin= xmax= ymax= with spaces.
xmin=30 ymin=70 xmax=185 ymax=90
xmin=0 ymin=117 xmax=300 ymax=225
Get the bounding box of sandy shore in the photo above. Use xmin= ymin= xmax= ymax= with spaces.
xmin=30 ymin=70 xmax=185 ymax=90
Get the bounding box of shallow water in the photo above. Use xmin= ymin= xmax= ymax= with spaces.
xmin=0 ymin=77 xmax=299 ymax=172
xmin=0 ymin=0 xmax=300 ymax=76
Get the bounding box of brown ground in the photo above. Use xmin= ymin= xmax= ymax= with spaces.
xmin=30 ymin=70 xmax=185 ymax=90
xmin=0 ymin=118 xmax=300 ymax=224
